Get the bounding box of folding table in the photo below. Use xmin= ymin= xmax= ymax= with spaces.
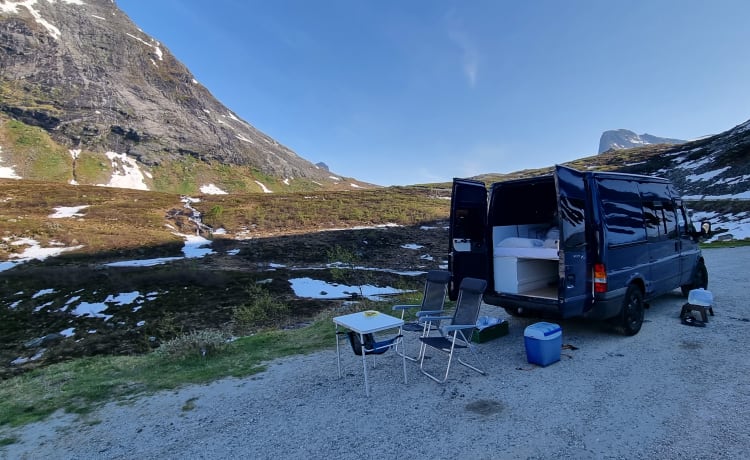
xmin=333 ymin=311 xmax=406 ymax=396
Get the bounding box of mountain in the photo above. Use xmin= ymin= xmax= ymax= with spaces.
xmin=474 ymin=119 xmax=750 ymax=242
xmin=616 ymin=120 xmax=750 ymax=202
xmin=598 ymin=129 xmax=686 ymax=153
xmin=0 ymin=0 xmax=366 ymax=193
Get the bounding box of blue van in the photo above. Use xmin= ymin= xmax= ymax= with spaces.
xmin=449 ymin=165 xmax=711 ymax=335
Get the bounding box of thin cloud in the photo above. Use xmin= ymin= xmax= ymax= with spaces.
xmin=446 ymin=21 xmax=479 ymax=87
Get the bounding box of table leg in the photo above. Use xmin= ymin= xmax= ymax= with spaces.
xmin=336 ymin=324 xmax=341 ymax=378
xmin=360 ymin=332 xmax=370 ymax=396
xmin=401 ymin=336 xmax=407 ymax=384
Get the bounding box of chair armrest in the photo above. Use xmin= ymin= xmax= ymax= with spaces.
xmin=416 ymin=309 xmax=443 ymax=318
xmin=440 ymin=324 xmax=474 ymax=334
xmin=392 ymin=304 xmax=419 ymax=311
xmin=421 ymin=315 xmax=452 ymax=322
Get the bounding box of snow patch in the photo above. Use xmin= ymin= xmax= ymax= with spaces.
xmin=200 ymin=184 xmax=228 ymax=195
xmin=32 ymin=288 xmax=56 ymax=299
xmin=255 ymin=181 xmax=273 ymax=193
xmin=1 ymin=238 xmax=84 ymax=272
xmin=289 ymin=278 xmax=407 ymax=301
xmin=125 ymin=32 xmax=163 ymax=62
xmin=686 ymin=166 xmax=731 ymax=183
xmin=0 ymin=146 xmax=21 ymax=179
xmin=99 ymin=152 xmax=149 ymax=190
xmin=49 ymin=205 xmax=89 ymax=218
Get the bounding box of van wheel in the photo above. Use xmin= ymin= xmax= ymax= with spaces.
xmin=681 ymin=260 xmax=708 ymax=296
xmin=620 ymin=284 xmax=644 ymax=336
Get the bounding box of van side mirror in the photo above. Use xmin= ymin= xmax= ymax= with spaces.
xmin=700 ymin=221 xmax=711 ymax=236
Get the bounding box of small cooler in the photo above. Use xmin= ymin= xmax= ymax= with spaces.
xmin=524 ymin=322 xmax=562 ymax=366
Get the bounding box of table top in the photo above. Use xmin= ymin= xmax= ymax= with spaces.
xmin=333 ymin=311 xmax=404 ymax=334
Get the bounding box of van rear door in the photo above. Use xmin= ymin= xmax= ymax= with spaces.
xmin=554 ymin=165 xmax=589 ymax=316
xmin=449 ymin=179 xmax=488 ymax=300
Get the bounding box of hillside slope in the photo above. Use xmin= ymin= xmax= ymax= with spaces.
xmin=0 ymin=0 xmax=366 ymax=193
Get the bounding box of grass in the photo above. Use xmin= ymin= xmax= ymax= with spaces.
xmin=0 ymin=286 xmax=421 ymax=430
xmin=0 ymin=310 xmax=339 ymax=428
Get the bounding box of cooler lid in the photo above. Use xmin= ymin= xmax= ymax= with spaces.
xmin=688 ymin=288 xmax=713 ymax=307
xmin=524 ymin=321 xmax=562 ymax=339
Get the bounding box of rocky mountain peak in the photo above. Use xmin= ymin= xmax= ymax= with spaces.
xmin=0 ymin=0 xmax=357 ymax=191
xmin=598 ymin=129 xmax=686 ymax=154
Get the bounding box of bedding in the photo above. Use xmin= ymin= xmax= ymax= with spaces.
xmin=494 ymin=237 xmax=559 ymax=260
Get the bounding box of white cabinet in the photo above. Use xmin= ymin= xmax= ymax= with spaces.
xmin=494 ymin=256 xmax=557 ymax=294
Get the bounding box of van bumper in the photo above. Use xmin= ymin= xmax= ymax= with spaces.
xmin=584 ymin=290 xmax=626 ymax=320
xmin=483 ymin=292 xmax=560 ymax=315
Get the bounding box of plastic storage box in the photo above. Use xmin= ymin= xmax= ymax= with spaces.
xmin=688 ymin=288 xmax=713 ymax=306
xmin=472 ymin=318 xmax=509 ymax=343
xmin=524 ymin=322 xmax=562 ymax=366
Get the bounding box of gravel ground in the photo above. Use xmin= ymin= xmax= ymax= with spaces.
xmin=2 ymin=247 xmax=749 ymax=459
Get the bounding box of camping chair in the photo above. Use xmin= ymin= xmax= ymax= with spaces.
xmin=391 ymin=270 xmax=451 ymax=361
xmin=418 ymin=277 xmax=487 ymax=383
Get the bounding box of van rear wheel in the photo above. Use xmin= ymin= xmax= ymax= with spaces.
xmin=620 ymin=284 xmax=644 ymax=336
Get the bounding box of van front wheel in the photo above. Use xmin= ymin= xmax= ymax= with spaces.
xmin=620 ymin=285 xmax=644 ymax=336
xmin=681 ymin=260 xmax=708 ymax=296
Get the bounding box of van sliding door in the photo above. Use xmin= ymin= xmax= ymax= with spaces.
xmin=554 ymin=165 xmax=588 ymax=316
xmin=449 ymin=179 xmax=488 ymax=300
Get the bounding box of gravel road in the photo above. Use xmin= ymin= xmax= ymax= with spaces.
xmin=2 ymin=246 xmax=749 ymax=460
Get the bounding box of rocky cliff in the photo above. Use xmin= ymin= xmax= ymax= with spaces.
xmin=0 ymin=0 xmax=359 ymax=192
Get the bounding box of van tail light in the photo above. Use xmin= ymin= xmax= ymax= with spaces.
xmin=594 ymin=263 xmax=607 ymax=293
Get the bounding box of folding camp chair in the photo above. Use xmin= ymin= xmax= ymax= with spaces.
xmin=391 ymin=270 xmax=451 ymax=361
xmin=419 ymin=277 xmax=487 ymax=383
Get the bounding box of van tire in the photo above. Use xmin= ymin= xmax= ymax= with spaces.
xmin=681 ymin=260 xmax=708 ymax=297
xmin=620 ymin=284 xmax=644 ymax=336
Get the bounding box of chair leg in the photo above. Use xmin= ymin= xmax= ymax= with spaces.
xmin=419 ymin=342 xmax=450 ymax=383
xmin=419 ymin=333 xmax=486 ymax=383
xmin=397 ymin=321 xmax=431 ymax=362
xmin=418 ymin=334 xmax=459 ymax=384
xmin=457 ymin=340 xmax=486 ymax=376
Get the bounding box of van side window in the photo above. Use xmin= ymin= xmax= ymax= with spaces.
xmin=598 ymin=179 xmax=646 ymax=246
xmin=639 ymin=183 xmax=678 ymax=241
xmin=663 ymin=201 xmax=678 ymax=239
xmin=643 ymin=200 xmax=662 ymax=240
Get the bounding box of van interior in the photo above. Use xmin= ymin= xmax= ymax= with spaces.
xmin=489 ymin=178 xmax=560 ymax=299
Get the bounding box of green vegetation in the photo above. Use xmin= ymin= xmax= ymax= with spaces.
xmin=701 ymin=239 xmax=750 ymax=248
xmin=74 ymin=151 xmax=111 ymax=184
xmin=0 ymin=80 xmax=63 ymax=115
xmin=232 ymin=284 xmax=291 ymax=333
xmin=195 ymin=187 xmax=449 ymax=235
xmin=0 ymin=312 xmax=338 ymax=428
xmin=0 ymin=437 xmax=18 ymax=447
xmin=1 ymin=118 xmax=72 ymax=182
xmin=154 ymin=329 xmax=233 ymax=360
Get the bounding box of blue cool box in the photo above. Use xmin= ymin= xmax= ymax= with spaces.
xmin=524 ymin=322 xmax=562 ymax=367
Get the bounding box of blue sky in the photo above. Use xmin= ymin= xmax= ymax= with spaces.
xmin=117 ymin=0 xmax=750 ymax=186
